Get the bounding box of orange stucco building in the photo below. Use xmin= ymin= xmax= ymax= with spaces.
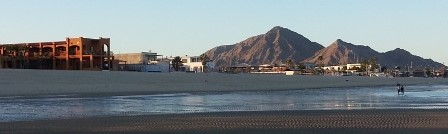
xmin=0 ymin=37 xmax=112 ymax=70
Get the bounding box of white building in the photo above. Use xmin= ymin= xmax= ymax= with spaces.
xmin=322 ymin=65 xmax=344 ymax=71
xmin=346 ymin=63 xmax=362 ymax=70
xmin=170 ymin=56 xmax=215 ymax=72
xmin=182 ymin=56 xmax=203 ymax=72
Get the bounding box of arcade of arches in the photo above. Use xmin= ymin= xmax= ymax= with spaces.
xmin=0 ymin=37 xmax=113 ymax=70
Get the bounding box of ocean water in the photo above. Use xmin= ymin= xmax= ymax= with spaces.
xmin=1 ymin=84 xmax=448 ymax=122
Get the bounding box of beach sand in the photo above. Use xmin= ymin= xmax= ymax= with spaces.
xmin=2 ymin=69 xmax=448 ymax=133
xmin=2 ymin=109 xmax=448 ymax=134
xmin=1 ymin=69 xmax=448 ymax=97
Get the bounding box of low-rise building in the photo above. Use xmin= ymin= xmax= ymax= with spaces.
xmin=0 ymin=37 xmax=112 ymax=70
xmin=323 ymin=65 xmax=344 ymax=71
xmin=114 ymin=51 xmax=169 ymax=72
xmin=346 ymin=63 xmax=362 ymax=70
xmin=169 ymin=56 xmax=215 ymax=73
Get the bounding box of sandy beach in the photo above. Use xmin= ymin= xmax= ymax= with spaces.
xmin=1 ymin=109 xmax=448 ymax=134
xmin=2 ymin=69 xmax=448 ymax=133
xmin=1 ymin=69 xmax=448 ymax=97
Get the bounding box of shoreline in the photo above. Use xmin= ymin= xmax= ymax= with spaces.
xmin=2 ymin=109 xmax=448 ymax=133
xmin=1 ymin=69 xmax=448 ymax=97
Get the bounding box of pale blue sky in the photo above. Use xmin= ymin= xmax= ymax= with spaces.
xmin=1 ymin=0 xmax=447 ymax=64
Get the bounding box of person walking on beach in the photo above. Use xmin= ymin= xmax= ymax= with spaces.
xmin=397 ymin=83 xmax=404 ymax=95
xmin=400 ymin=85 xmax=405 ymax=95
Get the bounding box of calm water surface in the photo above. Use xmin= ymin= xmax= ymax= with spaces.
xmin=1 ymin=84 xmax=448 ymax=122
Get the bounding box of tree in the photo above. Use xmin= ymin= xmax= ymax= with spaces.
xmin=368 ymin=57 xmax=378 ymax=72
xmin=199 ymin=53 xmax=210 ymax=72
xmin=316 ymin=56 xmax=324 ymax=74
xmin=317 ymin=56 xmax=324 ymax=67
xmin=285 ymin=59 xmax=294 ymax=70
xmin=171 ymin=56 xmax=183 ymax=71
xmin=425 ymin=68 xmax=432 ymax=77
xmin=4 ymin=44 xmax=27 ymax=68
xmin=359 ymin=59 xmax=369 ymax=72
xmin=295 ymin=63 xmax=306 ymax=71
xmin=380 ymin=66 xmax=388 ymax=72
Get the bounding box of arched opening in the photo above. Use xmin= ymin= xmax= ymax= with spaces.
xmin=28 ymin=47 xmax=40 ymax=57
xmin=55 ymin=46 xmax=66 ymax=56
xmin=102 ymin=43 xmax=110 ymax=70
xmin=69 ymin=46 xmax=80 ymax=55
xmin=42 ymin=47 xmax=53 ymax=57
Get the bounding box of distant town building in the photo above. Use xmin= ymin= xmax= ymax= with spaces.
xmin=0 ymin=37 xmax=112 ymax=70
xmin=346 ymin=63 xmax=362 ymax=70
xmin=226 ymin=63 xmax=253 ymax=73
xmin=168 ymin=56 xmax=215 ymax=73
xmin=114 ymin=51 xmax=169 ymax=72
xmin=323 ymin=65 xmax=344 ymax=71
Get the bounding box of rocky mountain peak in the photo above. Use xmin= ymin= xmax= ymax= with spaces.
xmin=335 ymin=39 xmax=345 ymax=44
xmin=204 ymin=27 xmax=443 ymax=68
xmin=204 ymin=26 xmax=324 ymax=67
xmin=386 ymin=48 xmax=412 ymax=55
xmin=266 ymin=26 xmax=293 ymax=36
xmin=267 ymin=26 xmax=287 ymax=33
xmin=265 ymin=26 xmax=312 ymax=44
xmin=331 ymin=39 xmax=352 ymax=47
xmin=392 ymin=48 xmax=408 ymax=52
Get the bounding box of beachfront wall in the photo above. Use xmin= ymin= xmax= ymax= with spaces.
xmin=0 ymin=37 xmax=112 ymax=71
xmin=120 ymin=63 xmax=170 ymax=73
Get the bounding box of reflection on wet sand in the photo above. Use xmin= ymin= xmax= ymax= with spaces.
xmin=1 ymin=84 xmax=448 ymax=122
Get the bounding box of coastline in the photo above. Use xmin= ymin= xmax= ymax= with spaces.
xmin=1 ymin=69 xmax=448 ymax=97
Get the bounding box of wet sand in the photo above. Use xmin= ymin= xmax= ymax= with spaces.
xmin=2 ymin=69 xmax=448 ymax=133
xmin=2 ymin=109 xmax=448 ymax=134
xmin=1 ymin=69 xmax=448 ymax=97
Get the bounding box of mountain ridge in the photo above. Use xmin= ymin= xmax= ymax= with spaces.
xmin=204 ymin=26 xmax=444 ymax=69
xmin=204 ymin=26 xmax=324 ymax=67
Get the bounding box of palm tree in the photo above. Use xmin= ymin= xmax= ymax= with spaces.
xmin=171 ymin=56 xmax=183 ymax=71
xmin=199 ymin=54 xmax=209 ymax=73
xmin=380 ymin=66 xmax=387 ymax=72
xmin=368 ymin=57 xmax=378 ymax=72
xmin=359 ymin=59 xmax=369 ymax=72
xmin=4 ymin=44 xmax=27 ymax=68
xmin=317 ymin=56 xmax=324 ymax=67
xmin=296 ymin=63 xmax=305 ymax=70
xmin=317 ymin=56 xmax=324 ymax=75
xmin=285 ymin=59 xmax=294 ymax=70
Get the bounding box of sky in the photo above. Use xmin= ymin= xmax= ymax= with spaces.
xmin=1 ymin=0 xmax=447 ymax=64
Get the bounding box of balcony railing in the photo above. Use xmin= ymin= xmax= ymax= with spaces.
xmin=26 ymin=52 xmax=53 ymax=58
xmin=55 ymin=52 xmax=67 ymax=56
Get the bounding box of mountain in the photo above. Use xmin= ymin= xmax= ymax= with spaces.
xmin=303 ymin=39 xmax=379 ymax=65
xmin=204 ymin=26 xmax=324 ymax=67
xmin=304 ymin=40 xmax=444 ymax=68
xmin=376 ymin=48 xmax=444 ymax=69
xmin=203 ymin=26 xmax=444 ymax=69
